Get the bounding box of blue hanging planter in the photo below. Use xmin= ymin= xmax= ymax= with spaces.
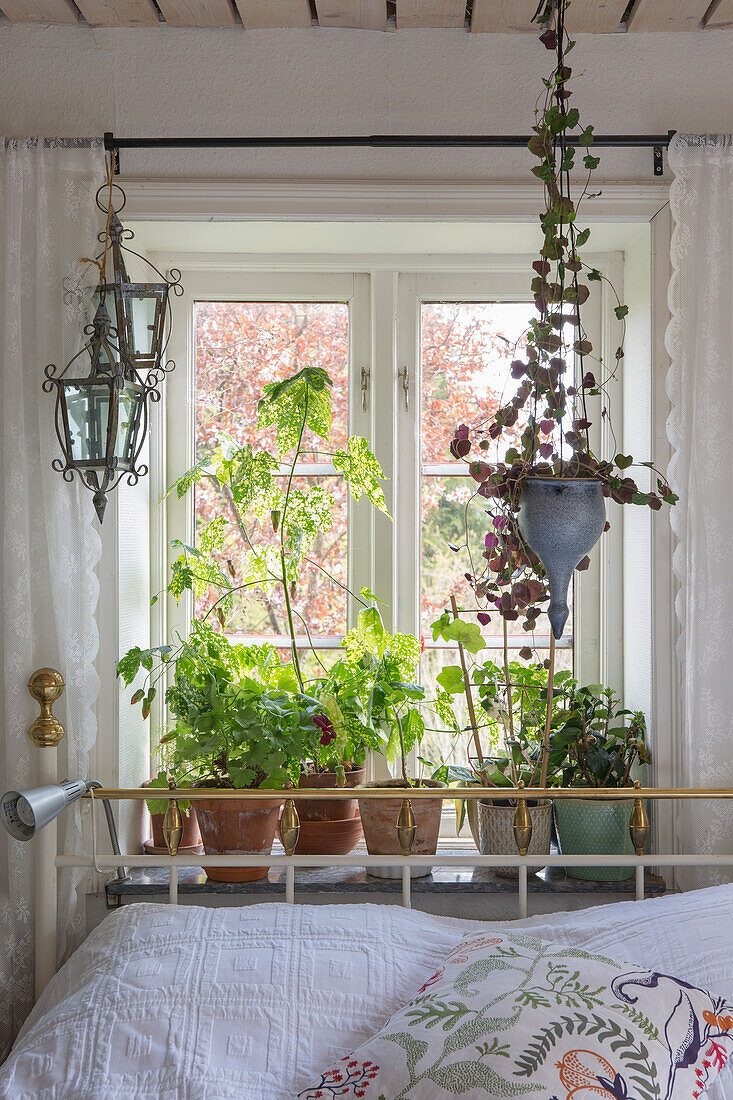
xmin=518 ymin=478 xmax=606 ymax=640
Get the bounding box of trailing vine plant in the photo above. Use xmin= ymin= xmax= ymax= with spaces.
xmin=446 ymin=0 xmax=677 ymax=643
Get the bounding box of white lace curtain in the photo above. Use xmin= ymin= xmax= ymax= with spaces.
xmin=0 ymin=138 xmax=103 ymax=1056
xmin=666 ymin=134 xmax=733 ymax=890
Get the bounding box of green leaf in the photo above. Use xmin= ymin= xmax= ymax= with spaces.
xmin=169 ymin=557 xmax=195 ymax=601
xmin=575 ymin=227 xmax=591 ymax=247
xmin=117 ymin=647 xmax=142 ymax=686
xmin=437 ymin=664 xmax=467 ymax=695
xmin=215 ymin=443 xmax=279 ymax=512
xmin=198 ymin=515 xmax=227 ymax=555
xmin=333 ymin=436 xmax=390 ymax=515
xmin=170 ymin=459 xmax=206 ymax=500
xmin=359 ymin=585 xmax=384 ymax=605
xmin=614 ymin=304 xmax=629 ymax=320
xmin=437 ymin=618 xmax=485 ymax=655
xmin=256 ymin=366 xmax=333 ymax=454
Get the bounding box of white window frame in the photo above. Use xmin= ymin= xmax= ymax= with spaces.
xmin=149 ymin=253 xmax=622 ymax=780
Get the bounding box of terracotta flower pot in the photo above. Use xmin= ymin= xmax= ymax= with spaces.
xmin=358 ymin=778 xmax=446 ymax=880
xmin=477 ymin=798 xmax=553 ymax=878
xmin=195 ymin=796 xmax=282 ymax=883
xmin=294 ymin=767 xmax=366 ymax=856
xmin=554 ymin=797 xmax=639 ymax=882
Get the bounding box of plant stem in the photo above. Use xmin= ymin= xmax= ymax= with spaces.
xmin=540 ymin=633 xmax=556 ymax=789
xmin=449 ymin=595 xmax=486 ymax=781
xmin=278 ymin=398 xmax=309 ymax=692
xmin=394 ymin=709 xmax=410 ymax=786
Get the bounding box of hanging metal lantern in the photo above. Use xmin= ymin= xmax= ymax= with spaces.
xmin=44 ymin=174 xmax=182 ymax=522
xmin=95 ymin=187 xmax=181 ymax=372
xmin=44 ymin=298 xmax=148 ymax=523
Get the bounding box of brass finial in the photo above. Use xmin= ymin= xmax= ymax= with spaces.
xmin=629 ymin=780 xmax=649 ymax=857
xmin=279 ymin=796 xmax=300 ymax=857
xmin=28 ymin=667 xmax=65 ymax=747
xmin=162 ymin=777 xmax=183 ymax=857
xmin=397 ymin=797 xmax=417 ymax=856
xmin=513 ymin=781 xmax=533 ymax=857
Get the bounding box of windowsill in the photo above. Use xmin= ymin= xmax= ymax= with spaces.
xmin=106 ymin=863 xmax=666 ymax=901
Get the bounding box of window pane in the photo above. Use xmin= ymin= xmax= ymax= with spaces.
xmin=421 ymin=473 xmax=488 ymax=635
xmin=419 ymin=301 xmax=574 ymax=769
xmin=193 ymin=302 xmax=349 ymax=641
xmin=194 ymin=472 xmax=347 ymax=637
xmin=195 ymin=301 xmax=349 ymax=459
xmin=421 ymin=302 xmax=534 ymax=464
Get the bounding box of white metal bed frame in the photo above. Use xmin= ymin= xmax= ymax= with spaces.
xmin=40 ymin=784 xmax=733 ymax=999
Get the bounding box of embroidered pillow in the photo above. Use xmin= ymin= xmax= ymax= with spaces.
xmin=297 ymin=929 xmax=733 ymax=1099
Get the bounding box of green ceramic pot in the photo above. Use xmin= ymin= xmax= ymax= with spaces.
xmin=554 ymin=797 xmax=639 ymax=882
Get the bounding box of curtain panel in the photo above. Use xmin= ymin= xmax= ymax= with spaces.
xmin=0 ymin=138 xmax=103 ymax=1056
xmin=666 ymin=133 xmax=733 ymax=890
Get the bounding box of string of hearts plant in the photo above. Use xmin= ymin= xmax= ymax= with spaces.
xmin=440 ymin=0 xmax=677 ymax=790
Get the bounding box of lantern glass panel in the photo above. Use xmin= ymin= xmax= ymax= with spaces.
xmin=64 ymin=383 xmax=111 ymax=464
xmin=115 ymin=384 xmax=143 ymax=469
xmin=129 ymin=293 xmax=158 ymax=359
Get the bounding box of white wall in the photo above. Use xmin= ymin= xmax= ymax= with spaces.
xmin=1 ymin=23 xmax=733 ymax=182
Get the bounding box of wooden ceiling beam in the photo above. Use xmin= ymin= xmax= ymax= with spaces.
xmin=156 ymin=0 xmax=237 ymax=26
xmin=0 ymin=0 xmax=78 ymax=21
xmin=472 ymin=0 xmax=628 ymax=33
xmin=315 ymin=0 xmax=386 ymax=29
xmin=234 ymin=0 xmax=312 ymax=27
xmin=705 ymin=0 xmax=733 ymax=28
xmin=628 ymin=0 xmax=710 ymax=31
xmin=395 ymin=0 xmax=466 ymax=29
xmin=74 ymin=0 xmax=158 ymax=25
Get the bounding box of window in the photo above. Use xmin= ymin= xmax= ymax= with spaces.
xmin=162 ymin=262 xmax=613 ymax=775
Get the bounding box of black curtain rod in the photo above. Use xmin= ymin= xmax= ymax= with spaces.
xmin=104 ymin=130 xmax=676 ymax=175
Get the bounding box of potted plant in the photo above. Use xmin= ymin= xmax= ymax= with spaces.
xmin=444 ymin=0 xmax=676 ymax=767
xmin=119 ymin=363 xmax=393 ymax=862
xmin=549 ymin=683 xmax=650 ymax=881
xmin=120 ymin=624 xmax=324 ymax=880
xmin=430 ymin=608 xmax=566 ymax=876
xmin=293 ymin=655 xmax=373 ymax=856
xmin=333 ymin=606 xmax=446 ymax=879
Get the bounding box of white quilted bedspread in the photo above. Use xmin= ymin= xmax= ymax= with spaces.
xmin=1 ymin=885 xmax=732 ymax=1099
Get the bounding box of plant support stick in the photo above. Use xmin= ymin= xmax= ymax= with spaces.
xmin=540 ymin=633 xmax=556 ymax=789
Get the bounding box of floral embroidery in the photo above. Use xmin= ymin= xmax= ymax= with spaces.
xmin=299 ymin=1055 xmax=379 ymax=1098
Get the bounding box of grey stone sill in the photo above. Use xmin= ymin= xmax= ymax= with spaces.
xmin=106 ymin=861 xmax=666 ymax=899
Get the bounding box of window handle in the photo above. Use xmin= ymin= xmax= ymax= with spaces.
xmin=360 ymin=365 xmax=370 ymax=413
xmin=398 ymin=365 xmax=410 ymax=412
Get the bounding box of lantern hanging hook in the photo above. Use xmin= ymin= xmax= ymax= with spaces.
xmin=81 ymin=152 xmax=118 ymax=286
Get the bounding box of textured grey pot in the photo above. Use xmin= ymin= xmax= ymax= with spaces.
xmin=518 ymin=478 xmax=606 ymax=639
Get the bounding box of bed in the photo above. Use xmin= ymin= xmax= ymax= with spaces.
xmin=2 ymin=884 xmax=732 ymax=1099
